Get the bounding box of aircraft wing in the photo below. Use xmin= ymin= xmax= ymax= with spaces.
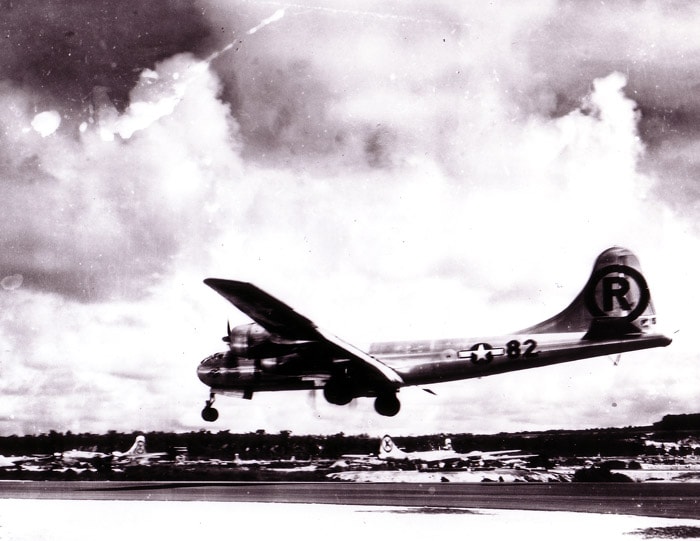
xmin=204 ymin=279 xmax=403 ymax=388
xmin=315 ymin=328 xmax=404 ymax=386
xmin=411 ymin=452 xmax=463 ymax=465
xmin=204 ymin=278 xmax=318 ymax=340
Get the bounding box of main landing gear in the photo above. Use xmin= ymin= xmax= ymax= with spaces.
xmin=323 ymin=377 xmax=400 ymax=416
xmin=323 ymin=377 xmax=354 ymax=406
xmin=203 ymin=387 xmax=401 ymax=420
xmin=374 ymin=392 xmax=400 ymax=417
xmin=202 ymin=392 xmax=219 ymax=422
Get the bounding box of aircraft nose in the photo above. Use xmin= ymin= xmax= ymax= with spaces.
xmin=198 ymin=353 xmax=224 ymax=383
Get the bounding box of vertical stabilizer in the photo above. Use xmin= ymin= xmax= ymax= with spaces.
xmin=519 ymin=247 xmax=657 ymax=337
xmin=378 ymin=435 xmax=407 ymax=460
xmin=123 ymin=435 xmax=147 ymax=456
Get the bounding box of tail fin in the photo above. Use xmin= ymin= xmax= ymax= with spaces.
xmin=379 ymin=435 xmax=407 ymax=459
xmin=519 ymin=247 xmax=658 ymax=338
xmin=123 ymin=435 xmax=147 ymax=456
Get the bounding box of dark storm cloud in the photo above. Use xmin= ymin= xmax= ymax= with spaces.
xmin=0 ymin=0 xmax=211 ymax=114
xmin=4 ymin=0 xmax=699 ymax=303
xmin=201 ymin=0 xmax=470 ymax=169
xmin=0 ymin=1 xmax=244 ymax=301
xmin=200 ymin=0 xmax=700 ymax=202
xmin=503 ymin=0 xmax=700 ymax=212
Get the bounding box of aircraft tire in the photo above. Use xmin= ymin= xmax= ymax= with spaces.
xmin=202 ymin=407 xmax=219 ymax=422
xmin=323 ymin=378 xmax=353 ymax=406
xmin=374 ymin=393 xmax=400 ymax=417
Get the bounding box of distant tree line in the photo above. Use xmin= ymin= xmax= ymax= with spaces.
xmin=654 ymin=413 xmax=700 ymax=431
xmin=0 ymin=429 xmax=379 ymax=460
xmin=0 ymin=414 xmax=698 ymax=459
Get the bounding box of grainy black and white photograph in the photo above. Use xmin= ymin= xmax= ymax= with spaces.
xmin=1 ymin=0 xmax=699 ymax=539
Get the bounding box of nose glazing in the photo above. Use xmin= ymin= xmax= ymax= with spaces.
xmin=197 ymin=352 xmax=224 ymax=383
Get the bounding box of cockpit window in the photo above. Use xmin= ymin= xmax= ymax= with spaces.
xmin=201 ymin=352 xmax=226 ymax=364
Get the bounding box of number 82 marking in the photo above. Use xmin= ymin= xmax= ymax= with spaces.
xmin=505 ymin=339 xmax=539 ymax=360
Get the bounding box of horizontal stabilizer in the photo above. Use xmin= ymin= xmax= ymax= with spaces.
xmin=582 ymin=317 xmax=644 ymax=340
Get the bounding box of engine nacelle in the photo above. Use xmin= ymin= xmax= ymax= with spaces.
xmin=228 ymin=323 xmax=271 ymax=356
xmin=230 ymin=356 xmax=261 ymax=381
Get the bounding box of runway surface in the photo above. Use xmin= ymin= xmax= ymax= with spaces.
xmin=2 ymin=483 xmax=700 ymax=541
xmin=1 ymin=480 xmax=699 ymax=519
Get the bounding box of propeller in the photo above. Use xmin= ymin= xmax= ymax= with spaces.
xmin=222 ymin=321 xmax=231 ymax=343
xmin=307 ymin=389 xmax=319 ymax=414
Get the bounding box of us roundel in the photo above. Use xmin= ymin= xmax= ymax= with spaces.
xmin=584 ymin=264 xmax=650 ymax=321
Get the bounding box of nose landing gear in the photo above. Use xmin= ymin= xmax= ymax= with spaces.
xmin=201 ymin=392 xmax=219 ymax=422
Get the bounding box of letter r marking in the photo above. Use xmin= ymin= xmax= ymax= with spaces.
xmin=602 ymin=276 xmax=632 ymax=312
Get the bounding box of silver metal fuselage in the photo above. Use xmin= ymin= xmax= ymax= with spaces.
xmin=371 ymin=332 xmax=670 ymax=385
xmin=197 ymin=330 xmax=671 ymax=396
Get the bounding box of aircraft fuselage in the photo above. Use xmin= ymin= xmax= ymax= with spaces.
xmin=197 ymin=330 xmax=670 ymax=395
xmin=371 ymin=331 xmax=670 ymax=386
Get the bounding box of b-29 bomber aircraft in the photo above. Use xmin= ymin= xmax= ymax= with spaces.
xmin=197 ymin=247 xmax=671 ymax=421
xmin=378 ymin=435 xmax=535 ymax=469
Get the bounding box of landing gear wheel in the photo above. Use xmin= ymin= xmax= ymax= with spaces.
xmin=202 ymin=392 xmax=218 ymax=422
xmin=202 ymin=406 xmax=219 ymax=422
xmin=374 ymin=393 xmax=400 ymax=417
xmin=323 ymin=378 xmax=354 ymax=406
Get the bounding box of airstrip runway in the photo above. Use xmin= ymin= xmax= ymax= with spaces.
xmin=1 ymin=481 xmax=699 ymax=519
xmin=2 ymin=482 xmax=700 ymax=541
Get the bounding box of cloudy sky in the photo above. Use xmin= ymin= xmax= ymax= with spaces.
xmin=0 ymin=0 xmax=698 ymax=437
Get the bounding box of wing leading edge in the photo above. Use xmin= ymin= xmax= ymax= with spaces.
xmin=204 ymin=278 xmax=317 ymax=340
xmin=203 ymin=279 xmax=403 ymax=387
